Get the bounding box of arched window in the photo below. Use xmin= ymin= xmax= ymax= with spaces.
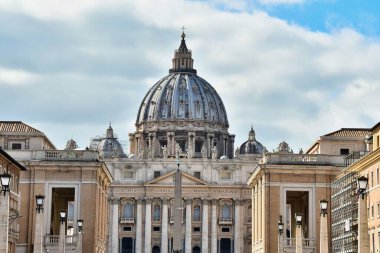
xmin=124 ymin=203 xmax=133 ymax=218
xmin=153 ymin=204 xmax=161 ymax=221
xmin=222 ymin=204 xmax=231 ymax=219
xmin=194 ymin=205 xmax=201 ymax=221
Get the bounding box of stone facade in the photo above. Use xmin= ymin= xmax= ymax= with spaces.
xmin=0 ymin=148 xmax=26 ymax=253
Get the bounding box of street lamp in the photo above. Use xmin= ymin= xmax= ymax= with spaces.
xmin=0 ymin=172 xmax=11 ymax=196
xmin=357 ymin=176 xmax=368 ymax=199
xmin=35 ymin=195 xmax=45 ymax=213
xmin=278 ymin=221 xmax=284 ymax=235
xmin=357 ymin=175 xmax=370 ymax=253
xmin=77 ymin=219 xmax=84 ymax=234
xmin=59 ymin=210 xmax=66 ymax=224
xmin=278 ymin=215 xmax=284 ymax=253
xmin=295 ymin=213 xmax=303 ymax=227
xmin=320 ymin=200 xmax=329 ymax=253
xmin=320 ymin=199 xmax=328 ymax=217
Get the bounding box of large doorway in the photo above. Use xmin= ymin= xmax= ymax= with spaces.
xmin=121 ymin=237 xmax=133 ymax=253
xmin=193 ymin=246 xmax=201 ymax=253
xmin=286 ymin=191 xmax=309 ymax=238
xmin=152 ymin=246 xmax=160 ymax=253
xmin=220 ymin=238 xmax=232 ymax=253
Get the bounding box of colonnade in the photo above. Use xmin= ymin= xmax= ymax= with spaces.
xmin=110 ymin=198 xmax=244 ymax=253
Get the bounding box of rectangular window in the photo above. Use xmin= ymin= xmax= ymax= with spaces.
xmin=123 ymin=171 xmax=134 ymax=179
xmin=221 ymin=227 xmax=230 ymax=232
xmin=153 ymin=226 xmax=160 ymax=232
xmin=195 ymin=141 xmax=203 ymax=153
xmin=193 ymin=227 xmax=201 ymax=232
xmin=372 ymin=171 xmax=374 ymax=188
xmin=11 ymin=143 xmax=22 ymax=150
xmin=377 ymin=168 xmax=379 ymax=185
xmin=123 ymin=226 xmax=132 ymax=231
xmin=372 ymin=206 xmax=375 ymax=219
xmin=340 ymin=148 xmax=349 ymax=155
xmin=194 ymin=172 xmax=201 ymax=179
xmin=220 ymin=171 xmax=232 ymax=180
xmin=154 ymin=171 xmax=161 ymax=179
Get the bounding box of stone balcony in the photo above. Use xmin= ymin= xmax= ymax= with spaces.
xmin=262 ymin=153 xmax=345 ymax=166
xmin=282 ymin=238 xmax=316 ymax=253
xmin=7 ymin=150 xmax=99 ymax=162
xmin=44 ymin=235 xmax=79 ymax=253
xmin=120 ymin=217 xmax=135 ymax=224
xmin=218 ymin=218 xmax=233 ymax=225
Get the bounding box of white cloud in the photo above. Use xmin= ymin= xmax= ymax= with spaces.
xmin=0 ymin=67 xmax=39 ymax=85
xmin=1 ymin=0 xmax=379 ymax=151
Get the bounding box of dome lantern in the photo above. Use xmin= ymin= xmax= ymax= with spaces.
xmin=169 ymin=31 xmax=197 ymax=74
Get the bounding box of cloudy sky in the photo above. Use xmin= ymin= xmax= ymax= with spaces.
xmin=1 ymin=0 xmax=380 ymax=153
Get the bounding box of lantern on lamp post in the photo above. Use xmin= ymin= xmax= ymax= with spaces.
xmin=0 ymin=172 xmax=11 ymax=196
xmin=35 ymin=195 xmax=45 ymax=213
xmin=357 ymin=176 xmax=369 ymax=253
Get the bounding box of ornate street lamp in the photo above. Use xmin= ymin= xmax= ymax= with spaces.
xmin=357 ymin=176 xmax=368 ymax=199
xmin=295 ymin=213 xmax=303 ymax=227
xmin=278 ymin=221 xmax=284 ymax=235
xmin=0 ymin=172 xmax=11 ymax=196
xmin=320 ymin=199 xmax=328 ymax=217
xmin=35 ymin=195 xmax=45 ymax=213
xmin=77 ymin=219 xmax=84 ymax=234
xmin=59 ymin=210 xmax=66 ymax=224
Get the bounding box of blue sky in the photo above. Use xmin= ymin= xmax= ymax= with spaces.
xmin=1 ymin=0 xmax=380 ymax=152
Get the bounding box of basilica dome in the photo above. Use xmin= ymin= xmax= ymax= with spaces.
xmin=130 ymin=32 xmax=234 ymax=159
xmin=96 ymin=125 xmax=126 ymax=158
xmin=136 ymin=32 xmax=228 ymax=128
xmin=239 ymin=127 xmax=265 ymax=155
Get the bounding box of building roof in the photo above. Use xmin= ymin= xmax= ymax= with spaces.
xmin=0 ymin=147 xmax=27 ymax=170
xmin=0 ymin=121 xmax=56 ymax=149
xmin=371 ymin=122 xmax=380 ymax=132
xmin=323 ymin=128 xmax=371 ymax=137
xmin=0 ymin=121 xmax=42 ymax=133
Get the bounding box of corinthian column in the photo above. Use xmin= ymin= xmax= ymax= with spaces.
xmin=135 ymin=199 xmax=143 ymax=253
xmin=202 ymin=199 xmax=209 ymax=252
xmin=185 ymin=199 xmax=192 ymax=253
xmin=234 ymin=200 xmax=241 ymax=253
xmin=161 ymin=199 xmax=169 ymax=253
xmin=211 ymin=200 xmax=217 ymax=253
xmin=144 ymin=199 xmax=152 ymax=253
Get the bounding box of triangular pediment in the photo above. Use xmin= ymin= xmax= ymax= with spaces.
xmin=145 ymin=170 xmax=208 ymax=186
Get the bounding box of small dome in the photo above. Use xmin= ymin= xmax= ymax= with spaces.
xmin=128 ymin=154 xmax=136 ymax=159
xmin=220 ymin=155 xmax=229 ymax=160
xmin=97 ymin=124 xmax=126 ymax=158
xmin=239 ymin=127 xmax=265 ymax=155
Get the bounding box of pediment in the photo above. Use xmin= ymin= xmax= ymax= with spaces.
xmin=145 ymin=170 xmax=208 ymax=186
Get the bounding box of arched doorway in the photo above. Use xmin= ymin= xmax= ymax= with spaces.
xmin=152 ymin=246 xmax=160 ymax=253
xmin=193 ymin=246 xmax=201 ymax=253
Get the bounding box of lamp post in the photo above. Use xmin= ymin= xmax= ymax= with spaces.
xmin=77 ymin=219 xmax=83 ymax=253
xmin=34 ymin=195 xmax=45 ymax=253
xmin=59 ymin=210 xmax=66 ymax=253
xmin=0 ymin=172 xmax=11 ymax=253
xmin=357 ymin=176 xmax=369 ymax=253
xmin=319 ymin=200 xmax=328 ymax=253
xmin=295 ymin=213 xmax=303 ymax=253
xmin=278 ymin=215 xmax=284 ymax=253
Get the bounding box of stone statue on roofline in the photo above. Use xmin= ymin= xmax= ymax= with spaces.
xmin=162 ymin=145 xmax=168 ymax=158
xmin=212 ymin=145 xmax=218 ymax=159
xmin=201 ymin=145 xmax=207 ymax=159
